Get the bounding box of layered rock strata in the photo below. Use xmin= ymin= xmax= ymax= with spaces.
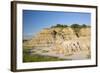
xmin=23 ymin=27 xmax=91 ymax=60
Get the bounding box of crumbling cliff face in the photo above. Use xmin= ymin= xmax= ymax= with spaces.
xmin=23 ymin=27 xmax=91 ymax=60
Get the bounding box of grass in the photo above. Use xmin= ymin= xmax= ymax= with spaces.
xmin=23 ymin=48 xmax=65 ymax=62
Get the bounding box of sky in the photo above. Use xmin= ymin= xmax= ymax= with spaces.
xmin=23 ymin=10 xmax=91 ymax=38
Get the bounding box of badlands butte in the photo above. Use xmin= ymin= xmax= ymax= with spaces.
xmin=23 ymin=24 xmax=91 ymax=61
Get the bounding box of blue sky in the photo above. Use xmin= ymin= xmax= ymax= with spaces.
xmin=23 ymin=10 xmax=91 ymax=38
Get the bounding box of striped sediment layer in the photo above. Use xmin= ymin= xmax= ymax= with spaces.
xmin=23 ymin=27 xmax=91 ymax=60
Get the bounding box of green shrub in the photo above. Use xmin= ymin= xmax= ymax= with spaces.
xmin=81 ymin=24 xmax=87 ymax=28
xmin=51 ymin=24 xmax=68 ymax=28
